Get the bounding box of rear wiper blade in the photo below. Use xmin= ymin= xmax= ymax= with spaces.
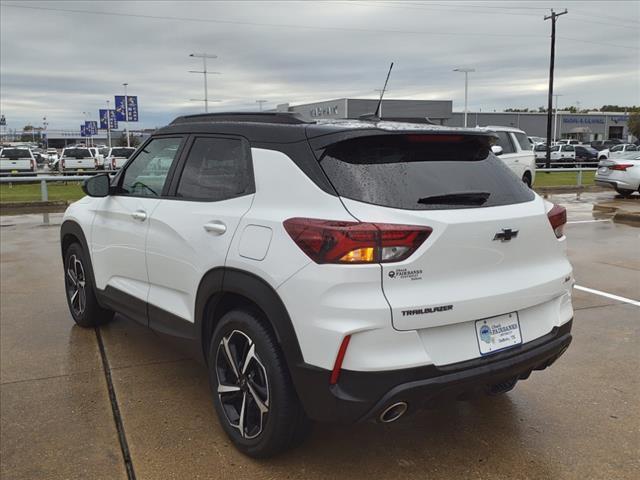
xmin=417 ymin=191 xmax=490 ymax=206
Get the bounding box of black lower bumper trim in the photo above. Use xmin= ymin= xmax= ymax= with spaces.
xmin=291 ymin=320 xmax=573 ymax=423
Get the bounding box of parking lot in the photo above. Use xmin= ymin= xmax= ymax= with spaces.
xmin=0 ymin=192 xmax=638 ymax=480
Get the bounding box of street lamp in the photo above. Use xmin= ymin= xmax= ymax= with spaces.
xmin=122 ymin=83 xmax=130 ymax=147
xmin=189 ymin=53 xmax=221 ymax=113
xmin=453 ymin=67 xmax=475 ymax=127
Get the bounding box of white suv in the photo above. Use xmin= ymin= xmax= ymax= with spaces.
xmin=60 ymin=113 xmax=574 ymax=457
xmin=485 ymin=126 xmax=537 ymax=187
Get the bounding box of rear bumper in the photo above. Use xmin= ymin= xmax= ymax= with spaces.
xmin=595 ymin=178 xmax=638 ymax=191
xmin=292 ymin=320 xmax=572 ymax=423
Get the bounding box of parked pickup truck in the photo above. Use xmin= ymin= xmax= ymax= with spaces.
xmin=0 ymin=148 xmax=37 ymax=175
xmin=59 ymin=148 xmax=96 ymax=172
xmin=105 ymin=147 xmax=136 ymax=170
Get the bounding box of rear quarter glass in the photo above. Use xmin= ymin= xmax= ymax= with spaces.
xmin=318 ymin=134 xmax=534 ymax=210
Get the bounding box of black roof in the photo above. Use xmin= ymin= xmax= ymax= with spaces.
xmin=156 ymin=112 xmax=497 ymax=146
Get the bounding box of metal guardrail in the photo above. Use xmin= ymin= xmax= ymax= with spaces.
xmin=536 ymin=167 xmax=598 ymax=188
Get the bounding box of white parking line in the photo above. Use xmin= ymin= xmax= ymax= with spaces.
xmin=567 ymin=219 xmax=611 ymax=224
xmin=574 ymin=285 xmax=640 ymax=307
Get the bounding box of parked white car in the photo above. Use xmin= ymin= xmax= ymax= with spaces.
xmin=59 ymin=147 xmax=96 ymax=172
xmin=556 ymin=139 xmax=581 ymax=146
xmin=485 ymin=126 xmax=536 ymax=187
xmin=61 ymin=113 xmax=573 ymax=457
xmin=595 ymin=152 xmax=640 ymax=196
xmin=597 ymin=143 xmax=638 ymax=161
xmin=0 ymin=147 xmax=37 ymax=175
xmin=46 ymin=148 xmax=59 ymax=163
xmin=550 ymin=144 xmax=576 ymax=163
xmin=104 ymin=147 xmax=136 ymax=170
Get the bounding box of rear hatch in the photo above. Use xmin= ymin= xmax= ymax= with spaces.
xmin=110 ymin=148 xmax=135 ymax=168
xmin=314 ymin=132 xmax=571 ymax=331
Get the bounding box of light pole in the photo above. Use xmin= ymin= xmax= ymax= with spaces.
xmin=189 ymin=53 xmax=220 ymax=113
xmin=256 ymin=100 xmax=267 ymax=111
xmin=454 ymin=68 xmax=475 ymax=127
xmin=553 ymin=94 xmax=563 ymax=143
xmin=106 ymin=99 xmax=112 ymax=148
xmin=122 ymin=83 xmax=130 ymax=147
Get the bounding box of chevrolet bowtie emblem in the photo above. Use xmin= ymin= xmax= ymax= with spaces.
xmin=493 ymin=228 xmax=519 ymax=242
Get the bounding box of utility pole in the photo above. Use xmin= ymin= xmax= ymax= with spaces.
xmin=553 ymin=93 xmax=563 ymax=143
xmin=454 ymin=68 xmax=475 ymax=127
xmin=189 ymin=53 xmax=220 ymax=113
xmin=123 ymin=83 xmax=130 ymax=147
xmin=256 ymin=100 xmax=267 ymax=111
xmin=544 ymin=8 xmax=568 ymax=169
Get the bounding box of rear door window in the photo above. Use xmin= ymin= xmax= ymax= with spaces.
xmin=319 ymin=135 xmax=534 ymax=211
xmin=175 ymin=136 xmax=252 ymax=201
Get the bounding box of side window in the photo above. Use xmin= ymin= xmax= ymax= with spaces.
xmin=551 ymin=145 xmax=560 ymax=152
xmin=513 ymin=132 xmax=531 ymax=151
xmin=565 ymin=145 xmax=575 ymax=152
xmin=626 ymin=145 xmax=637 ymax=151
xmin=610 ymin=145 xmax=622 ymax=152
xmin=120 ymin=137 xmax=183 ymax=197
xmin=494 ymin=131 xmax=516 ymax=154
xmin=175 ymin=137 xmax=252 ymax=201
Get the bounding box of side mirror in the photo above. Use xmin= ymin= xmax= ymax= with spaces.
xmin=82 ymin=174 xmax=110 ymax=197
xmin=491 ymin=145 xmax=503 ymax=156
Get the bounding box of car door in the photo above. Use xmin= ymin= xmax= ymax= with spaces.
xmin=609 ymin=145 xmax=624 ymax=158
xmin=145 ymin=135 xmax=254 ymax=333
xmin=90 ymin=136 xmax=186 ymax=325
xmin=493 ymin=130 xmax=520 ymax=175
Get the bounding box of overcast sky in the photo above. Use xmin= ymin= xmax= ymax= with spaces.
xmin=1 ymin=0 xmax=638 ymax=130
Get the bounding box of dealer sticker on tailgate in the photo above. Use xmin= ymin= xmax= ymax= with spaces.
xmin=475 ymin=313 xmax=522 ymax=355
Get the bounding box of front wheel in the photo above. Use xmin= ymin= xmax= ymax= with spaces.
xmin=615 ymin=188 xmax=634 ymax=197
xmin=63 ymin=243 xmax=113 ymax=327
xmin=208 ymin=309 xmax=311 ymax=458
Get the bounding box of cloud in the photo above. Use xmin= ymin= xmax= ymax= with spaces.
xmin=1 ymin=0 xmax=638 ymax=130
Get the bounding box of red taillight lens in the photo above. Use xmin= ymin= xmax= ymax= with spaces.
xmin=547 ymin=204 xmax=567 ymax=239
xmin=31 ymin=159 xmax=36 ymax=171
xmin=330 ymin=335 xmax=351 ymax=385
xmin=609 ymin=163 xmax=633 ymax=171
xmin=111 ymin=158 xmax=116 ymax=169
xmin=283 ymin=218 xmax=432 ymax=264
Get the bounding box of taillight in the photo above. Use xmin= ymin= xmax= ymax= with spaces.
xmin=283 ymin=218 xmax=432 ymax=264
xmin=609 ymin=164 xmax=633 ymax=171
xmin=31 ymin=159 xmax=36 ymax=171
xmin=94 ymin=158 xmax=98 ymax=168
xmin=61 ymin=159 xmax=65 ymax=169
xmin=111 ymin=157 xmax=116 ymax=169
xmin=547 ymin=204 xmax=567 ymax=239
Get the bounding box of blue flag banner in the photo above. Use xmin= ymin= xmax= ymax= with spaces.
xmin=99 ymin=110 xmax=118 ymax=129
xmin=80 ymin=125 xmax=88 ymax=137
xmin=115 ymin=95 xmax=139 ymax=122
xmin=85 ymin=121 xmax=98 ymax=136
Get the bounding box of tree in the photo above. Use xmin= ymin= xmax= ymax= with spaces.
xmin=600 ymin=105 xmax=640 ymax=113
xmin=628 ymin=112 xmax=640 ymax=140
xmin=117 ymin=132 xmax=141 ymax=147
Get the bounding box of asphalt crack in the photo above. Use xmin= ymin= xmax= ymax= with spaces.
xmin=95 ymin=327 xmax=137 ymax=480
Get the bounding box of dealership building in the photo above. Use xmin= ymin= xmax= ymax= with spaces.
xmin=277 ymin=98 xmax=636 ymax=142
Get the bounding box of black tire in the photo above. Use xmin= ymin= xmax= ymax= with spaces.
xmin=522 ymin=172 xmax=532 ymax=188
xmin=208 ymin=308 xmax=311 ymax=458
xmin=615 ymin=188 xmax=634 ymax=197
xmin=63 ymin=243 xmax=113 ymax=327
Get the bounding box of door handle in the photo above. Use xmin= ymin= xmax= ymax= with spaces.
xmin=131 ymin=210 xmax=147 ymax=221
xmin=203 ymin=221 xmax=227 ymax=235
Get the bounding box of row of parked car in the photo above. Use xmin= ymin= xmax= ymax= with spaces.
xmin=0 ymin=145 xmax=136 ymax=175
xmin=532 ymin=139 xmax=638 ymax=165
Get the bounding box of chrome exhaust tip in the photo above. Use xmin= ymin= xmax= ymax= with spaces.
xmin=379 ymin=402 xmax=408 ymax=423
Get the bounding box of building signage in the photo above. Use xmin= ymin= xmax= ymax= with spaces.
xmin=610 ymin=116 xmax=629 ymax=123
xmin=562 ymin=116 xmax=605 ymax=125
xmin=309 ymin=105 xmax=340 ymax=117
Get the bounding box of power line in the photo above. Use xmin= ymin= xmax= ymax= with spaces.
xmin=2 ymin=3 xmax=637 ymax=50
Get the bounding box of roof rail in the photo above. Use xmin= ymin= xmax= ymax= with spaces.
xmin=170 ymin=112 xmax=311 ymax=125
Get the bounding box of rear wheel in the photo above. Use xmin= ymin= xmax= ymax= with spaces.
xmin=63 ymin=243 xmax=113 ymax=327
xmin=208 ymin=308 xmax=311 ymax=458
xmin=615 ymin=188 xmax=634 ymax=197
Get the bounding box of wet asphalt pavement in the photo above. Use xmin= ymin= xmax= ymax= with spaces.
xmin=1 ymin=192 xmax=638 ymax=480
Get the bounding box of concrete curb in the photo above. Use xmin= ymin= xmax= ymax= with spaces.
xmin=0 ymin=200 xmax=70 ymax=215
xmin=593 ymin=200 xmax=640 ymax=225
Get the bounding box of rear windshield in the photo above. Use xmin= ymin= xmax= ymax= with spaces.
xmin=111 ymin=148 xmax=134 ymax=158
xmin=534 ymin=144 xmax=547 ymax=151
xmin=1 ymin=149 xmax=31 ymax=158
xmin=318 ymin=135 xmax=534 ymax=210
xmin=63 ymin=148 xmax=92 ymax=158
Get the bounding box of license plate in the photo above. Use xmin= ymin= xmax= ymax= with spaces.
xmin=11 ymin=170 xmax=18 ymax=174
xmin=475 ymin=313 xmax=522 ymax=355
xmin=77 ymin=168 xmax=84 ymax=172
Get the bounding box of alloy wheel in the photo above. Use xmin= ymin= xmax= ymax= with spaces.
xmin=215 ymin=330 xmax=270 ymax=439
xmin=66 ymin=254 xmax=87 ymax=316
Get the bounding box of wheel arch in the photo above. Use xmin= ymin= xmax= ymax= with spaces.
xmin=196 ymin=267 xmax=305 ymax=373
xmin=60 ymin=220 xmax=101 ymax=303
